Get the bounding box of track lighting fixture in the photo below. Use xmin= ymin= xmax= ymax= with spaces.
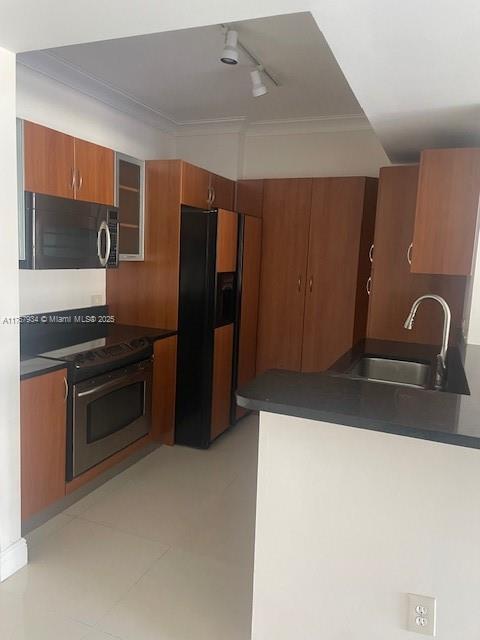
xmin=250 ymin=67 xmax=268 ymax=97
xmin=220 ymin=30 xmax=239 ymax=65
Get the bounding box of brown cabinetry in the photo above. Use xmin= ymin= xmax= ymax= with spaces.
xmin=256 ymin=178 xmax=312 ymax=373
xmin=235 ymin=180 xmax=264 ymax=218
xmin=257 ymin=177 xmax=377 ymax=374
xmin=411 ymin=148 xmax=480 ymax=276
xmin=20 ymin=369 xmax=67 ymax=522
xmin=24 ymin=121 xmax=75 ymax=199
xmin=235 ymin=214 xmax=262 ymax=418
xmin=216 ymin=209 xmax=238 ymax=272
xmin=367 ymin=165 xmax=466 ymax=344
xmin=23 ymin=120 xmax=114 ymax=205
xmin=74 ymin=138 xmax=114 ymax=205
xmin=211 ymin=173 xmax=235 ymax=210
xmin=180 ymin=162 xmax=235 ymax=211
xmin=211 ymin=324 xmax=234 ymax=440
xmin=302 ymin=178 xmax=376 ymax=372
xmin=152 ymin=336 xmax=177 ymax=445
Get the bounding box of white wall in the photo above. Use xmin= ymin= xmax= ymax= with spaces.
xmin=176 ymin=129 xmax=241 ymax=181
xmin=16 ymin=64 xmax=175 ymax=315
xmin=253 ymin=412 xmax=480 ymax=639
xmin=242 ymin=126 xmax=389 ymax=178
xmin=0 ymin=48 xmax=27 ymax=580
xmin=175 ymin=119 xmax=389 ymax=181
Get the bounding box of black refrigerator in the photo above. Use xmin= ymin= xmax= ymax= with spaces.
xmin=175 ymin=206 xmax=237 ymax=448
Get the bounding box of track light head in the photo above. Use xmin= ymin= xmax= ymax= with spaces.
xmin=250 ymin=68 xmax=268 ymax=97
xmin=220 ymin=30 xmax=239 ymax=65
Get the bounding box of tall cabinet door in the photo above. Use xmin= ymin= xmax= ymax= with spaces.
xmin=302 ymin=178 xmax=368 ymax=372
xmin=367 ymin=165 xmax=466 ymax=344
xmin=256 ymin=178 xmax=312 ymax=373
xmin=23 ymin=121 xmax=75 ymax=199
xmin=74 ymin=138 xmax=114 ymax=205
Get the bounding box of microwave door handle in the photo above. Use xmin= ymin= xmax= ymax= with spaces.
xmin=97 ymin=220 xmax=109 ymax=267
xmin=105 ymin=223 xmax=111 ymax=265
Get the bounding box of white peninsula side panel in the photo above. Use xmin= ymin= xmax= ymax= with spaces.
xmin=252 ymin=412 xmax=480 ymax=640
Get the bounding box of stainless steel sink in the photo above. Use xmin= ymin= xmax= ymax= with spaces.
xmin=348 ymin=357 xmax=432 ymax=388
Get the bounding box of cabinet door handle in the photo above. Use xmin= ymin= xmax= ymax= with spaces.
xmin=309 ymin=276 xmax=313 ymax=292
xmin=63 ymin=376 xmax=69 ymax=402
xmin=297 ymin=276 xmax=301 ymax=292
xmin=78 ymin=170 xmax=83 ymax=191
xmin=366 ymin=276 xmax=372 ymax=296
xmin=207 ymin=186 xmax=212 ymax=208
xmin=211 ymin=186 xmax=216 ymax=206
xmin=70 ymin=167 xmax=76 ymax=191
xmin=407 ymin=242 xmax=413 ymax=265
xmin=369 ymin=243 xmax=374 ymax=263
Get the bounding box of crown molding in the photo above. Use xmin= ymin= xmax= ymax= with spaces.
xmin=176 ymin=117 xmax=247 ymax=137
xmin=17 ymin=51 xmax=177 ymax=134
xmin=245 ymin=114 xmax=371 ymax=136
xmin=17 ymin=53 xmax=371 ymax=139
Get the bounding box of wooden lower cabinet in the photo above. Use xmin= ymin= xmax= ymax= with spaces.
xmin=211 ymin=324 xmax=234 ymax=440
xmin=20 ymin=369 xmax=67 ymax=521
xmin=367 ymin=165 xmax=467 ymax=343
xmin=152 ymin=336 xmax=177 ymax=445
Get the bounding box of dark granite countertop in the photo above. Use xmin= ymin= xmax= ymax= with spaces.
xmin=237 ymin=339 xmax=480 ymax=450
xmin=20 ymin=356 xmax=66 ymax=380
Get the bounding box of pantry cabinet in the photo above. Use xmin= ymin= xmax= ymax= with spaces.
xmin=367 ymin=165 xmax=467 ymax=344
xmin=21 ymin=369 xmax=67 ymax=522
xmin=411 ymin=148 xmax=480 ymax=276
xmin=256 ymin=177 xmax=377 ymax=374
xmin=256 ymin=178 xmax=312 ymax=373
xmin=23 ymin=120 xmax=114 ymax=205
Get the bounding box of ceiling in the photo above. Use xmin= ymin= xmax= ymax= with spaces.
xmin=18 ymin=12 xmax=363 ymax=126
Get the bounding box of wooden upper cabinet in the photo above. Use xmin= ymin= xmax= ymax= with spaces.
xmin=24 ymin=121 xmax=75 ymax=199
xmin=211 ymin=173 xmax=235 ymax=211
xmin=23 ymin=120 xmax=114 ymax=205
xmin=256 ymin=178 xmax=312 ymax=374
xmin=411 ymin=148 xmax=480 ymax=275
xmin=216 ymin=209 xmax=238 ymax=272
xmin=74 ymin=138 xmax=114 ymax=205
xmin=235 ymin=180 xmax=264 ymax=217
xmin=181 ymin=162 xmax=211 ymax=209
xmin=302 ymin=178 xmax=371 ymax=372
xmin=367 ymin=165 xmax=467 ymax=345
xmin=21 ymin=369 xmax=67 ymax=521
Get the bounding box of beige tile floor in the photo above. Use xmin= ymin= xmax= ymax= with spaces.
xmin=0 ymin=413 xmax=259 ymax=640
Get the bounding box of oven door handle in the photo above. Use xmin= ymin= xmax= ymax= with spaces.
xmin=76 ymin=368 xmax=147 ymax=399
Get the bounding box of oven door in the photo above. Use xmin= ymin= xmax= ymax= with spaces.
xmin=71 ymin=358 xmax=153 ymax=478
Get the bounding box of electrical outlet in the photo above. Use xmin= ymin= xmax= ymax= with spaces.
xmin=407 ymin=594 xmax=436 ymax=636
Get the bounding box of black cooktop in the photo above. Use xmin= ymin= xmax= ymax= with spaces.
xmin=21 ymin=305 xmax=176 ymax=382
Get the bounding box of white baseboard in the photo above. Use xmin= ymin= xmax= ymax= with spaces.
xmin=0 ymin=538 xmax=28 ymax=582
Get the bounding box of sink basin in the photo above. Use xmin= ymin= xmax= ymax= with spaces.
xmin=347 ymin=356 xmax=432 ymax=388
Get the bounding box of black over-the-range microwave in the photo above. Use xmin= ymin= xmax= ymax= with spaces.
xmin=19 ymin=192 xmax=119 ymax=270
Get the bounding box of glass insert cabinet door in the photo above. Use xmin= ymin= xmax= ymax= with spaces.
xmin=115 ymin=152 xmax=145 ymax=261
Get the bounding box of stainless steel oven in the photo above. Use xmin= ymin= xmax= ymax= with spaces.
xmin=71 ymin=358 xmax=152 ymax=478
xmin=21 ymin=191 xmax=119 ymax=270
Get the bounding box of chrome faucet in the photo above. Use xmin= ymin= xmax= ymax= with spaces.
xmin=404 ymin=294 xmax=451 ymax=389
